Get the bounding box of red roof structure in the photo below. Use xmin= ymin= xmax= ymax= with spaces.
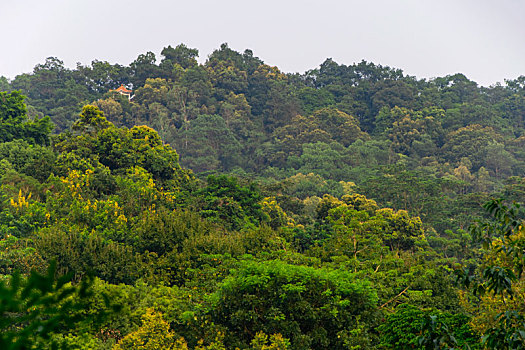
xmin=110 ymin=84 xmax=133 ymax=100
xmin=113 ymin=84 xmax=132 ymax=94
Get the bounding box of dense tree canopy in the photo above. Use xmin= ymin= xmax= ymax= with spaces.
xmin=1 ymin=44 xmax=525 ymax=349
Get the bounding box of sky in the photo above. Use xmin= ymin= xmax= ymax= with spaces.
xmin=1 ymin=0 xmax=524 ymax=86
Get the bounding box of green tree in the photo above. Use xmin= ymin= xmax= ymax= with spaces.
xmin=211 ymin=260 xmax=378 ymax=350
xmin=442 ymin=124 xmax=502 ymax=169
xmin=176 ymin=115 xmax=242 ymax=172
xmin=72 ymin=105 xmax=113 ymax=134
xmin=458 ymin=199 xmax=525 ymax=349
xmin=0 ymin=140 xmax=56 ymax=182
xmin=378 ymin=304 xmax=478 ymax=350
xmin=296 ymin=87 xmax=335 ymax=114
xmin=113 ymin=308 xmax=180 ymax=350
xmin=161 ymin=43 xmax=199 ymax=70
xmin=0 ymin=91 xmax=53 ymax=145
xmin=198 ymin=175 xmax=265 ymax=230
xmin=0 ymin=76 xmax=10 ymax=91
xmin=0 ymin=262 xmax=100 ymax=349
xmin=295 ymin=142 xmax=347 ymax=180
xmin=130 ymin=51 xmax=161 ymax=87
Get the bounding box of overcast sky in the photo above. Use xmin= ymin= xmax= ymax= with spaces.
xmin=1 ymin=0 xmax=524 ymax=86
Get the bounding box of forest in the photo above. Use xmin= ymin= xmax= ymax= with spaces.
xmin=0 ymin=43 xmax=524 ymax=349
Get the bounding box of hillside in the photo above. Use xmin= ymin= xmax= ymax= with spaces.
xmin=0 ymin=44 xmax=524 ymax=349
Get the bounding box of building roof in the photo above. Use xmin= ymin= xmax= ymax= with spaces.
xmin=113 ymin=84 xmax=132 ymax=94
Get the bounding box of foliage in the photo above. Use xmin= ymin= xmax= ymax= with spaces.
xmin=3 ymin=45 xmax=525 ymax=349
xmin=0 ymin=262 xmax=100 ymax=349
xmin=113 ymin=308 xmax=179 ymax=350
xmin=198 ymin=175 xmax=266 ymax=230
xmin=378 ymin=304 xmax=479 ymax=349
xmin=211 ymin=260 xmax=378 ymax=349
xmin=457 ymin=199 xmax=525 ymax=349
xmin=0 ymin=91 xmax=53 ymax=145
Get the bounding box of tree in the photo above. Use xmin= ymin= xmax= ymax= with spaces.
xmin=250 ymin=332 xmax=290 ymax=350
xmin=130 ymin=52 xmax=161 ymax=87
xmin=35 ymin=224 xmax=144 ymax=284
xmin=483 ymin=141 xmax=516 ymax=178
xmin=175 ymin=115 xmax=242 ymax=172
xmin=274 ymin=108 xmax=367 ymax=160
xmin=198 ymin=175 xmax=265 ymax=230
xmin=458 ymin=199 xmax=525 ymax=349
xmin=211 ymin=260 xmax=378 ymax=350
xmin=370 ymin=79 xmax=417 ymax=118
xmin=59 ymin=108 xmax=190 ymax=186
xmin=113 ymin=308 xmax=180 ymax=350
xmin=382 ymin=107 xmax=444 ymax=158
xmin=442 ymin=124 xmax=502 ymax=169
xmin=219 ymin=92 xmax=261 ymax=143
xmin=378 ymin=304 xmax=478 ymax=350
xmin=260 ymin=197 xmax=294 ymax=230
xmin=320 ymin=202 xmax=384 ymax=264
xmin=0 ymin=76 xmax=10 ymax=91
xmin=0 ymin=139 xmax=56 ymax=182
xmin=133 ymin=78 xmax=169 ymax=108
xmin=363 ymin=166 xmax=449 ymax=222
xmin=72 ymin=105 xmax=113 ymax=134
xmin=161 ymin=44 xmax=199 ymax=70
xmin=0 ymin=262 xmax=101 ymax=349
xmin=296 ymin=87 xmax=335 ymax=114
xmin=0 ymin=91 xmax=53 ymax=145
xmin=296 ymin=142 xmax=347 ymax=180
xmin=76 ymin=60 xmax=130 ymax=94
xmin=94 ymin=98 xmax=125 ymax=126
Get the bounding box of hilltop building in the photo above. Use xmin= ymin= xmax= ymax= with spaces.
xmin=111 ymin=84 xmax=133 ymax=100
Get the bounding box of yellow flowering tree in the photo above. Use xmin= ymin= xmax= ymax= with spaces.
xmin=113 ymin=308 xmax=182 ymax=350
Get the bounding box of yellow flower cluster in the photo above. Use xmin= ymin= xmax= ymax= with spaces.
xmin=10 ymin=190 xmax=31 ymax=211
